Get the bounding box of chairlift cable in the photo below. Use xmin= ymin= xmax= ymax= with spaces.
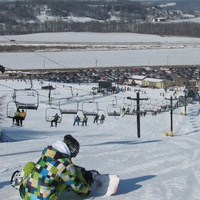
xmin=1 ymin=35 xmax=67 ymax=69
xmin=46 ymin=81 xmax=93 ymax=96
xmin=55 ymin=82 xmax=93 ymax=93
xmin=0 ymin=82 xmax=16 ymax=90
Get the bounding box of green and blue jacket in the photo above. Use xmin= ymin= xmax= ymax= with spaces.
xmin=19 ymin=141 xmax=90 ymax=200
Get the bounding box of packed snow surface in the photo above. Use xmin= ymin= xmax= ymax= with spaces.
xmin=1 ymin=32 xmax=200 ymax=200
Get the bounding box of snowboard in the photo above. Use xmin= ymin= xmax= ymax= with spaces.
xmin=90 ymin=174 xmax=119 ymax=196
xmin=58 ymin=174 xmax=120 ymax=199
xmin=11 ymin=170 xmax=120 ymax=199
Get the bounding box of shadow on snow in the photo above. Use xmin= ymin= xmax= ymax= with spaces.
xmin=0 ymin=128 xmax=76 ymax=143
xmin=86 ymin=140 xmax=162 ymax=146
xmin=0 ymin=180 xmax=10 ymax=190
xmin=117 ymin=175 xmax=156 ymax=195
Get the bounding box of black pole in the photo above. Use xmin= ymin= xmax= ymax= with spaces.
xmin=136 ymin=92 xmax=141 ymax=138
xmin=170 ymin=96 xmax=173 ymax=132
xmin=184 ymin=93 xmax=187 ymax=115
xmin=127 ymin=92 xmax=148 ymax=138
xmin=48 ymin=88 xmax=51 ymax=105
xmin=165 ymin=96 xmax=177 ymax=137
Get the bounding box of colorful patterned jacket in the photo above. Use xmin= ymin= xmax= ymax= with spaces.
xmin=19 ymin=141 xmax=90 ymax=200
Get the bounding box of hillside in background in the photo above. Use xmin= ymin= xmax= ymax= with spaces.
xmin=0 ymin=0 xmax=200 ymax=37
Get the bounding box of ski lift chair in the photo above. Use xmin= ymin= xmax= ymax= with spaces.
xmin=82 ymin=101 xmax=99 ymax=116
xmin=45 ymin=107 xmax=62 ymax=123
xmin=13 ymin=89 xmax=39 ymax=110
xmin=6 ymin=101 xmax=17 ymax=118
xmin=107 ymin=104 xmax=121 ymax=116
xmin=59 ymin=98 xmax=79 ymax=115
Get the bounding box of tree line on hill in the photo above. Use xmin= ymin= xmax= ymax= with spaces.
xmin=0 ymin=0 xmax=200 ymax=37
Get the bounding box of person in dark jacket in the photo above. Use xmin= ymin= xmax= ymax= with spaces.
xmin=51 ymin=113 xmax=60 ymax=127
xmin=73 ymin=115 xmax=80 ymax=126
xmin=100 ymin=114 xmax=105 ymax=124
xmin=93 ymin=114 xmax=99 ymax=124
xmin=19 ymin=134 xmax=94 ymax=200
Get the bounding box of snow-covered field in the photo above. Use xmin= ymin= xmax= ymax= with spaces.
xmin=1 ymin=32 xmax=200 ymax=69
xmin=1 ymin=32 xmax=200 ymax=200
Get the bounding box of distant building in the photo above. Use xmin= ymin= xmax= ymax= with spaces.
xmin=129 ymin=75 xmax=146 ymax=86
xmin=142 ymin=78 xmax=171 ymax=89
xmin=98 ymin=80 xmax=112 ymax=88
xmin=152 ymin=17 xmax=166 ymax=22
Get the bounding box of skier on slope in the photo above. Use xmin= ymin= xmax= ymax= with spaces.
xmin=18 ymin=134 xmax=98 ymax=200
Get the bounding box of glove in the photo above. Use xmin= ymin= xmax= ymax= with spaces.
xmin=83 ymin=170 xmax=100 ymax=186
xmin=83 ymin=171 xmax=93 ymax=186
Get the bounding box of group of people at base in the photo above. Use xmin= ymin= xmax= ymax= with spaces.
xmin=73 ymin=114 xmax=105 ymax=126
xmin=17 ymin=134 xmax=99 ymax=200
xmin=12 ymin=108 xmax=26 ymax=127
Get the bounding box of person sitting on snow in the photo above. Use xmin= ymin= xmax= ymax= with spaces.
xmin=18 ymin=134 xmax=99 ymax=200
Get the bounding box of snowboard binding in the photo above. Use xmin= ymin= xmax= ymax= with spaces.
xmin=10 ymin=170 xmax=24 ymax=190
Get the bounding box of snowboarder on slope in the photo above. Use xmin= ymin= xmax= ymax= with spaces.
xmin=18 ymin=134 xmax=95 ymax=200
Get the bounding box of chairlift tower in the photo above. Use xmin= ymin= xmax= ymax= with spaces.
xmin=165 ymin=96 xmax=178 ymax=137
xmin=127 ymin=91 xmax=148 ymax=138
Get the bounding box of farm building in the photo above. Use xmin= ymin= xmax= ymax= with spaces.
xmin=142 ymin=78 xmax=171 ymax=89
xmin=129 ymin=75 xmax=146 ymax=86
